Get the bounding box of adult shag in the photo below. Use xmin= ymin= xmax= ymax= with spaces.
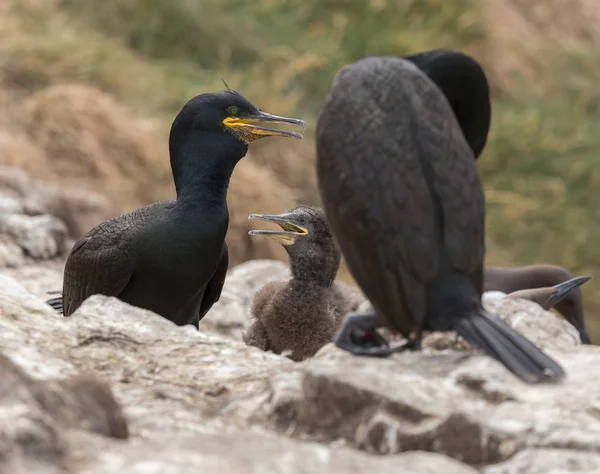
xmin=315 ymin=56 xmax=564 ymax=383
xmin=46 ymin=90 xmax=305 ymax=327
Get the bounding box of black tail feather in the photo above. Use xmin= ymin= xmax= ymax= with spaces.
xmin=45 ymin=292 xmax=64 ymax=314
xmin=455 ymin=308 xmax=565 ymax=383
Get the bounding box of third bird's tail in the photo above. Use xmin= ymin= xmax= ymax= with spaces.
xmin=45 ymin=291 xmax=64 ymax=314
xmin=454 ymin=308 xmax=565 ymax=383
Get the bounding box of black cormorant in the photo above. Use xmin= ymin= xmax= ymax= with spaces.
xmin=243 ymin=205 xmax=363 ymax=360
xmin=315 ymin=56 xmax=564 ymax=383
xmin=45 ymin=90 xmax=305 ymax=327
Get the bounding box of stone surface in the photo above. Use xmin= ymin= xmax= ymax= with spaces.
xmin=484 ymin=449 xmax=600 ymax=474
xmin=0 ymin=349 xmax=127 ymax=474
xmin=267 ymin=343 xmax=600 ymax=466
xmin=0 ymin=213 xmax=68 ymax=261
xmin=74 ymin=431 xmax=479 ymax=474
xmin=357 ymin=295 xmax=583 ymax=349
xmin=202 ymin=259 xmax=291 ymax=338
xmin=1 ymin=259 xmax=599 ymax=472
xmin=0 ymin=167 xmax=94 ymax=268
xmin=0 ymin=165 xmax=113 ymax=239
xmin=0 ymin=260 xmax=64 ymax=300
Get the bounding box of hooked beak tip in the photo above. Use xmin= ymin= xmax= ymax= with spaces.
xmin=554 ymin=275 xmax=592 ymax=294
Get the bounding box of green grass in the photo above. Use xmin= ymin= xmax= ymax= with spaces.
xmin=3 ymin=0 xmax=600 ymax=339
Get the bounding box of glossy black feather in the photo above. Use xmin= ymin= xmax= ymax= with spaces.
xmin=316 ymin=54 xmax=564 ymax=382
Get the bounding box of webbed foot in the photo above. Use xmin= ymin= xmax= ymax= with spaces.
xmin=334 ymin=311 xmax=415 ymax=357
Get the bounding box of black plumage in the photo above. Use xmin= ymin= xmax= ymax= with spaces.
xmin=403 ymin=49 xmax=491 ymax=159
xmin=46 ymin=91 xmax=305 ymax=327
xmin=315 ymin=55 xmax=564 ymax=383
xmin=243 ymin=205 xmax=363 ymax=360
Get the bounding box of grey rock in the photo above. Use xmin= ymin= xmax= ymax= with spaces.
xmin=0 ymin=260 xmax=64 ymax=300
xmin=0 ymin=262 xmax=598 ymax=473
xmin=0 ymin=213 xmax=68 ymax=261
xmin=269 ymin=344 xmax=600 ymax=466
xmin=0 ymin=196 xmax=22 ymax=214
xmin=0 ymin=350 xmax=127 ymax=474
xmin=484 ymin=448 xmax=600 ymax=474
xmin=78 ymin=431 xmax=479 ymax=474
xmin=203 ymin=259 xmax=291 ymax=338
xmin=0 ymin=235 xmax=26 ymax=267
xmin=0 ymin=165 xmax=112 ymax=239
xmin=356 ymin=296 xmax=581 ymax=349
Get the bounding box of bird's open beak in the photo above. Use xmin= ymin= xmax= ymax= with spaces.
xmin=223 ymin=111 xmax=306 ymax=143
xmin=247 ymin=212 xmax=308 ymax=246
xmin=546 ymin=275 xmax=592 ymax=308
xmin=547 ymin=275 xmax=592 ymax=344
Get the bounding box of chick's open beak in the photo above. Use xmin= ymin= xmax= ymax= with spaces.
xmin=247 ymin=212 xmax=308 ymax=246
xmin=223 ymin=111 xmax=306 ymax=143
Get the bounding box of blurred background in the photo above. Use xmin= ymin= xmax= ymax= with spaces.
xmin=0 ymin=0 xmax=599 ymax=337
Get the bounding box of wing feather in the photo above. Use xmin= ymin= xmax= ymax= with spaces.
xmin=316 ymin=56 xmax=485 ymax=334
xmin=62 ymin=203 xmax=163 ymax=315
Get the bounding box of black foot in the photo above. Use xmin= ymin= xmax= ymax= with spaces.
xmin=334 ymin=311 xmax=415 ymax=358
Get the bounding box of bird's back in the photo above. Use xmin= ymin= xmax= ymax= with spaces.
xmin=316 ymin=56 xmax=485 ymax=336
xmin=62 ymin=201 xmax=173 ymax=316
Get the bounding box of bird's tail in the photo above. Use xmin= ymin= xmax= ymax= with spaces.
xmin=454 ymin=308 xmax=565 ymax=383
xmin=44 ymin=291 xmax=64 ymax=314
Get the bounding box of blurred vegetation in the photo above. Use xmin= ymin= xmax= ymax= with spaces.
xmin=1 ymin=0 xmax=600 ymax=338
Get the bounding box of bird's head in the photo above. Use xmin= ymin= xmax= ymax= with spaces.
xmin=171 ymin=90 xmax=306 ymax=148
xmin=247 ymin=205 xmax=341 ymax=283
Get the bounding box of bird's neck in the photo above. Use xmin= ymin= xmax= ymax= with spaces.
xmin=170 ymin=131 xmax=247 ymax=209
xmin=289 ymin=257 xmax=337 ymax=288
xmin=404 ymin=51 xmax=491 ymax=158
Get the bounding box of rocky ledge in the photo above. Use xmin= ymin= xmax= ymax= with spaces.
xmin=1 ymin=257 xmax=599 ymax=473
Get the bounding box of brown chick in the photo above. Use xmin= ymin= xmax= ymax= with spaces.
xmin=242 ymin=205 xmax=363 ymax=361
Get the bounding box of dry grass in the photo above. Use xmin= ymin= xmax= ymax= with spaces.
xmin=20 ymin=85 xmax=166 ymax=207
xmin=481 ymin=0 xmax=600 ymax=98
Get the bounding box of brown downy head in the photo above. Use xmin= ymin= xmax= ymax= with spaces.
xmin=248 ymin=205 xmax=341 ymax=286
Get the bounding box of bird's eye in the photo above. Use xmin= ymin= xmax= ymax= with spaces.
xmin=228 ymin=106 xmax=240 ymax=116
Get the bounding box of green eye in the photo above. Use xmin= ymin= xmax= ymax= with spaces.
xmin=228 ymin=106 xmax=240 ymax=116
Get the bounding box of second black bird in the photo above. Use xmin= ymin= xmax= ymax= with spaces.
xmin=315 ymin=56 xmax=565 ymax=383
xmin=47 ymin=90 xmax=305 ymax=327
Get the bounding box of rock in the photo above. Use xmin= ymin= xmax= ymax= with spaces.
xmin=0 ymin=195 xmax=22 ymax=214
xmin=0 ymin=165 xmax=113 ymax=239
xmin=356 ymin=296 xmax=582 ymax=349
xmin=267 ymin=344 xmax=600 ymax=467
xmin=203 ymin=259 xmax=291 ymax=338
xmin=0 ymin=235 xmax=26 ymax=267
xmin=0 ymin=213 xmax=68 ymax=261
xmin=484 ymin=448 xmax=600 ymax=474
xmin=0 ymin=351 xmax=127 ymax=474
xmin=0 ymin=260 xmax=64 ymax=300
xmin=1 ymin=267 xmax=599 ymax=472
xmin=77 ymin=431 xmax=478 ymax=474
